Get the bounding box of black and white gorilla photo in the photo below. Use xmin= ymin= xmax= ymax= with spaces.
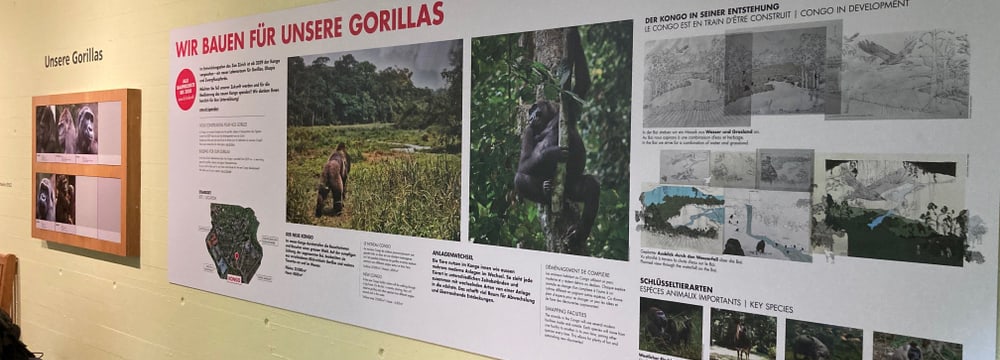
xmin=36 ymin=174 xmax=56 ymax=221
xmin=36 ymin=105 xmax=61 ymax=154
xmin=41 ymin=103 xmax=99 ymax=156
xmin=57 ymin=107 xmax=77 ymax=154
xmin=75 ymin=105 xmax=98 ymax=154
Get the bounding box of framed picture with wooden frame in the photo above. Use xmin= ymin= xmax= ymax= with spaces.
xmin=31 ymin=89 xmax=141 ymax=256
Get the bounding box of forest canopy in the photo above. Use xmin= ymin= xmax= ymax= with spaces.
xmin=287 ymin=41 xmax=462 ymax=151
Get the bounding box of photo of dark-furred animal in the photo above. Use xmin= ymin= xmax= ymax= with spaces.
xmin=873 ymin=332 xmax=961 ymax=360
xmin=710 ymin=309 xmax=776 ymax=360
xmin=36 ymin=105 xmax=60 ymax=153
xmin=314 ymin=143 xmax=350 ymax=216
xmin=785 ymin=319 xmax=861 ymax=360
xmin=469 ymin=20 xmax=632 ymax=261
xmin=58 ymin=107 xmax=77 ymax=154
xmin=639 ymin=297 xmax=702 ymax=359
xmin=54 ymin=174 xmax=76 ymax=224
xmin=34 ymin=173 xmax=76 ymax=224
xmin=36 ymin=103 xmax=100 ymax=155
xmin=75 ymin=106 xmax=98 ymax=154
xmin=285 ymin=40 xmax=462 ymax=241
xmin=35 ymin=174 xmax=55 ymax=221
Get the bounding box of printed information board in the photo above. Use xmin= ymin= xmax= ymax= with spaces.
xmin=169 ymin=1 xmax=998 ymax=358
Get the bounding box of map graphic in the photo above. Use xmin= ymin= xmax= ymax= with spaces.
xmin=639 ymin=185 xmax=725 ymax=254
xmin=724 ymin=189 xmax=812 ymax=262
xmin=205 ymin=203 xmax=263 ymax=284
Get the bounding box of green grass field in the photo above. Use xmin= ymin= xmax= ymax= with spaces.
xmin=286 ymin=124 xmax=460 ymax=241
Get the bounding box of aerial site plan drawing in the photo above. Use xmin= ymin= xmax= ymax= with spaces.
xmin=724 ymin=188 xmax=812 ymax=262
xmin=206 ymin=203 xmax=264 ymax=284
xmin=639 ymin=185 xmax=725 ymax=254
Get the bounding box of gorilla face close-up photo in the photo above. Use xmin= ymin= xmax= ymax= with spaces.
xmin=76 ymin=106 xmax=98 ymax=154
xmin=36 ymin=176 xmax=55 ymax=221
xmin=58 ymin=107 xmax=77 ymax=154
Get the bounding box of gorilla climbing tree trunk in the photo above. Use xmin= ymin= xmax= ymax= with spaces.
xmin=531 ymin=28 xmax=586 ymax=255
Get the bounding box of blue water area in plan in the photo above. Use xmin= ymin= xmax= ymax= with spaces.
xmin=868 ymin=210 xmax=894 ymax=230
xmin=642 ymin=185 xmax=723 ymax=206
xmin=685 ymin=207 xmax=725 ymax=226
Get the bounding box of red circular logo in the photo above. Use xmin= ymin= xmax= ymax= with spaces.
xmin=175 ymin=68 xmax=196 ymax=111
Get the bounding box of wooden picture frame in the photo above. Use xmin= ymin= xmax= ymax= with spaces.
xmin=31 ymin=89 xmax=141 ymax=256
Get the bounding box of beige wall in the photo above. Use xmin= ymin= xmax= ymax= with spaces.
xmin=0 ymin=1 xmax=487 ymax=359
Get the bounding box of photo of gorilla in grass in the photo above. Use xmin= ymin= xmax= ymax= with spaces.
xmin=314 ymin=143 xmax=351 ymax=217
xmin=873 ymin=332 xmax=962 ymax=360
xmin=639 ymin=297 xmax=703 ymax=359
xmin=469 ymin=20 xmax=632 ymax=260
xmin=285 ymin=40 xmax=463 ymax=241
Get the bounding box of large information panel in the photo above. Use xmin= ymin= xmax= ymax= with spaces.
xmin=168 ymin=1 xmax=998 ymax=359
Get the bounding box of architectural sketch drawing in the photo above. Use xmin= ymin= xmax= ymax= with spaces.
xmin=644 ymin=35 xmax=749 ymax=127
xmin=723 ymin=32 xmax=753 ymax=118
xmin=833 ymin=29 xmax=970 ymax=120
xmin=823 ymin=20 xmax=844 ymax=115
xmin=709 ymin=151 xmax=756 ymax=189
xmin=638 ymin=185 xmax=725 ymax=255
xmin=812 ymin=154 xmax=967 ymax=266
xmin=757 ymin=149 xmax=814 ymax=192
xmin=734 ymin=20 xmax=844 ymax=115
xmin=660 ymin=150 xmax=710 ymax=185
xmin=724 ymin=189 xmax=812 ymax=262
xmin=747 ymin=26 xmax=829 ymax=115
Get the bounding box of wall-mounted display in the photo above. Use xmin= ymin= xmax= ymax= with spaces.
xmin=32 ymin=89 xmax=140 ymax=256
xmin=167 ymin=1 xmax=999 ymax=359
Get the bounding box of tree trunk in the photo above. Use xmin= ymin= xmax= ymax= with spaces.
xmin=526 ymin=29 xmax=586 ymax=255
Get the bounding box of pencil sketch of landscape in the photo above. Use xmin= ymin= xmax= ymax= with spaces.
xmin=710 ymin=151 xmax=756 ymax=189
xmin=834 ymin=29 xmax=970 ymax=120
xmin=757 ymin=149 xmax=814 ymax=192
xmin=747 ymin=26 xmax=829 ymax=115
xmin=644 ymin=35 xmax=750 ymax=127
xmin=660 ymin=150 xmax=711 ymax=185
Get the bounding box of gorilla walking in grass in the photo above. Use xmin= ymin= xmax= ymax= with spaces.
xmin=315 ymin=143 xmax=351 ymax=217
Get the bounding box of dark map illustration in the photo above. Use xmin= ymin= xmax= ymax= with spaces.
xmin=206 ymin=203 xmax=263 ymax=284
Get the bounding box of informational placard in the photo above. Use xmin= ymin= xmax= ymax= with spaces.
xmin=169 ymin=1 xmax=998 ymax=359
